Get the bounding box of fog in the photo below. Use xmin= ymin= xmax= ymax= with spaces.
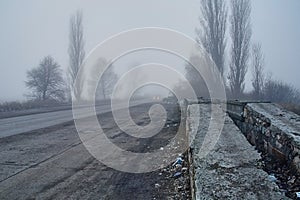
xmin=0 ymin=0 xmax=299 ymax=101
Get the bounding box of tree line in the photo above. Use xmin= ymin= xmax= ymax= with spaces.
xmin=20 ymin=1 xmax=300 ymax=109
xmin=187 ymin=0 xmax=300 ymax=105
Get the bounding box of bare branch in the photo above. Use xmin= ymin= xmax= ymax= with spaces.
xmin=251 ymin=42 xmax=265 ymax=99
xmin=196 ymin=0 xmax=227 ymax=76
xmin=263 ymin=77 xmax=300 ymax=104
xmin=88 ymin=58 xmax=118 ymax=100
xmin=25 ymin=56 xmax=64 ymax=101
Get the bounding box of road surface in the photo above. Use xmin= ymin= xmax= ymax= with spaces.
xmin=0 ymin=100 xmax=146 ymax=138
xmin=0 ymin=103 xmax=191 ymax=200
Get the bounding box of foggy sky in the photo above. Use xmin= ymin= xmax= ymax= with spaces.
xmin=0 ymin=0 xmax=299 ymax=101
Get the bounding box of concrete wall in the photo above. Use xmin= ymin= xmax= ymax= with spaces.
xmin=227 ymin=102 xmax=300 ymax=174
xmin=187 ymin=103 xmax=286 ymax=199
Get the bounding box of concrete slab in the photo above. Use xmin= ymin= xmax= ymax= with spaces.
xmin=188 ymin=104 xmax=288 ymax=200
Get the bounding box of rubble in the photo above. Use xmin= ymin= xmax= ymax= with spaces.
xmin=153 ymin=151 xmax=191 ymax=200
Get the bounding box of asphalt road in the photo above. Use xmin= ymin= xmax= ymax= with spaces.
xmin=0 ymin=100 xmax=146 ymax=138
xmin=0 ymin=103 xmax=190 ymax=200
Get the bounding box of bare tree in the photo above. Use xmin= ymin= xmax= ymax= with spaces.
xmin=263 ymin=78 xmax=300 ymax=104
xmin=68 ymin=10 xmax=85 ymax=101
xmin=196 ymin=0 xmax=227 ymax=76
xmin=88 ymin=58 xmax=118 ymax=100
xmin=185 ymin=55 xmax=210 ymax=98
xmin=228 ymin=0 xmax=252 ymax=98
xmin=25 ymin=56 xmax=64 ymax=101
xmin=251 ymin=42 xmax=265 ymax=100
xmin=97 ymin=67 xmax=118 ymax=100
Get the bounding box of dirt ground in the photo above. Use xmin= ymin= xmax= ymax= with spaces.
xmin=0 ymin=103 xmax=191 ymax=200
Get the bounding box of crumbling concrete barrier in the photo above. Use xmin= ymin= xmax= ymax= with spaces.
xmin=228 ymin=102 xmax=300 ymax=174
xmin=187 ymin=103 xmax=286 ymax=199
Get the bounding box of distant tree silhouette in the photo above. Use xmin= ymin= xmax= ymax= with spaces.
xmin=263 ymin=78 xmax=300 ymax=104
xmin=196 ymin=0 xmax=227 ymax=77
xmin=88 ymin=58 xmax=118 ymax=100
xmin=68 ymin=10 xmax=85 ymax=101
xmin=251 ymin=42 xmax=265 ymax=100
xmin=228 ymin=0 xmax=252 ymax=98
xmin=185 ymin=55 xmax=210 ymax=98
